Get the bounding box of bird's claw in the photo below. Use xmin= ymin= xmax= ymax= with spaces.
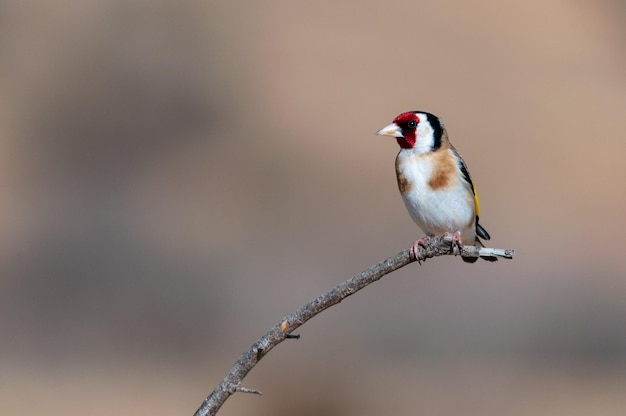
xmin=443 ymin=231 xmax=463 ymax=255
xmin=410 ymin=236 xmax=432 ymax=263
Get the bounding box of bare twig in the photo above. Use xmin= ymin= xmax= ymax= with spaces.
xmin=193 ymin=236 xmax=514 ymax=416
xmin=233 ymin=385 xmax=262 ymax=395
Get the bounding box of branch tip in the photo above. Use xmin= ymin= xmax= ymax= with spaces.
xmin=412 ymin=236 xmax=515 ymax=261
xmin=235 ymin=385 xmax=262 ymax=395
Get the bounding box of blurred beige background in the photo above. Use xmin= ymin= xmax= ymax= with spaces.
xmin=2 ymin=1 xmax=626 ymax=415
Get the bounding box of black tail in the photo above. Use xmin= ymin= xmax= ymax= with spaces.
xmin=476 ymin=223 xmax=491 ymax=240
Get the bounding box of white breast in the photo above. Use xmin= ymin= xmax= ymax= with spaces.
xmin=396 ymin=149 xmax=476 ymax=241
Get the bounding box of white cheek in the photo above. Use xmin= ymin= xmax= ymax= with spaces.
xmin=414 ymin=123 xmax=434 ymax=154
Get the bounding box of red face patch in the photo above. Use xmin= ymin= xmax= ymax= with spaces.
xmin=393 ymin=112 xmax=420 ymax=125
xmin=392 ymin=112 xmax=420 ymax=149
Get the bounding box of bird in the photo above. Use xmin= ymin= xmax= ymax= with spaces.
xmin=376 ymin=111 xmax=496 ymax=262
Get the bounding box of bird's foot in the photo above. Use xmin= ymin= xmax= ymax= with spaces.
xmin=443 ymin=231 xmax=463 ymax=255
xmin=409 ymin=236 xmax=432 ymax=263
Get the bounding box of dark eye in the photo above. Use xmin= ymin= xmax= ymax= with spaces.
xmin=407 ymin=120 xmax=418 ymax=129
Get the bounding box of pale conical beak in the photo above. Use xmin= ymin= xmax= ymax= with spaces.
xmin=376 ymin=122 xmax=403 ymax=138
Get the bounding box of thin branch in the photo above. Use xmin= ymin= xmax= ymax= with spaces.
xmin=233 ymin=385 xmax=262 ymax=395
xmin=193 ymin=236 xmax=514 ymax=416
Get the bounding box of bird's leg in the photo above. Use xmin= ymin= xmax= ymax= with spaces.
xmin=409 ymin=235 xmax=432 ymax=263
xmin=443 ymin=231 xmax=463 ymax=255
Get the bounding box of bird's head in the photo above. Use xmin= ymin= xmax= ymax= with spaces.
xmin=376 ymin=111 xmax=444 ymax=153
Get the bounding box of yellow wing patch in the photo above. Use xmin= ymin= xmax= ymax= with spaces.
xmin=472 ymin=182 xmax=481 ymax=218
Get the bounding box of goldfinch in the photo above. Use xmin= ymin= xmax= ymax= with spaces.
xmin=377 ymin=111 xmax=496 ymax=262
